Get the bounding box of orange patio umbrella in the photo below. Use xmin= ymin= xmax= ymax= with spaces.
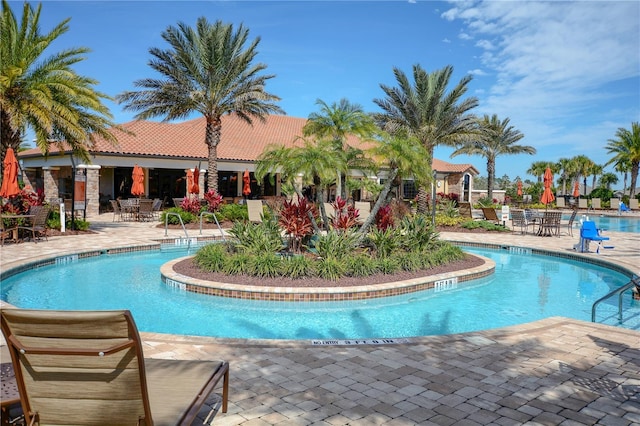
xmin=189 ymin=166 xmax=200 ymax=196
xmin=572 ymin=181 xmax=580 ymax=198
xmin=242 ymin=169 xmax=251 ymax=197
xmin=131 ymin=165 xmax=145 ymax=197
xmin=540 ymin=167 xmax=555 ymax=207
xmin=517 ymin=180 xmax=523 ymax=196
xmin=0 ymin=148 xmax=20 ymax=198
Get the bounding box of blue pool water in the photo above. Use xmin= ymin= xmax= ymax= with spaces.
xmin=2 ymin=246 xmax=638 ymax=340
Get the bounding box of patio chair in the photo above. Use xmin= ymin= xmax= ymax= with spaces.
xmin=591 ymin=198 xmax=602 ymax=210
xmin=110 ymin=199 xmax=123 ymax=221
xmin=481 ymin=207 xmax=500 ymax=223
xmin=539 ymin=210 xmax=562 ymax=237
xmin=152 ymin=198 xmax=163 ymax=219
xmin=555 ymin=197 xmax=565 ymax=209
xmin=578 ymin=198 xmax=588 ymax=209
xmin=610 ymin=198 xmax=620 ymax=211
xmin=629 ymin=198 xmax=639 ymax=211
xmin=1 ymin=217 xmax=18 ymax=246
xmin=510 ymin=209 xmax=534 ymax=235
xmin=138 ymin=199 xmax=155 ymax=222
xmin=17 ymin=205 xmax=49 ymax=242
xmin=564 ymin=208 xmax=579 ymax=237
xmin=247 ymin=199 xmax=263 ymax=223
xmin=577 ymin=220 xmax=610 ymax=253
xmin=0 ymin=309 xmax=229 ymax=426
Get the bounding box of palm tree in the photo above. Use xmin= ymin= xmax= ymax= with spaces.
xmin=450 ymin=114 xmax=534 ymax=200
xmin=556 ymin=157 xmax=576 ymax=195
xmin=303 ymin=99 xmax=377 ymax=199
xmin=117 ymin=18 xmax=283 ymax=193
xmin=613 ymin=158 xmax=631 ymax=195
xmin=590 ymin=163 xmax=604 ymax=191
xmin=357 ymin=133 xmax=431 ymax=234
xmin=599 ymin=172 xmax=618 ymax=190
xmin=527 ymin=161 xmax=556 ymax=183
xmin=573 ymin=155 xmax=595 ymax=196
xmin=256 ymin=138 xmax=343 ymax=233
xmin=606 ymin=122 xmax=640 ymax=198
xmin=372 ymin=64 xmax=478 ymax=213
xmin=1 ymin=0 xmax=119 ymax=172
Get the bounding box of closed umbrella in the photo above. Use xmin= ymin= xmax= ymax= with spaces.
xmin=242 ymin=169 xmax=251 ymax=197
xmin=540 ymin=167 xmax=555 ymax=207
xmin=131 ymin=165 xmax=145 ymax=197
xmin=573 ymin=181 xmax=580 ymax=198
xmin=517 ymin=180 xmax=523 ymax=197
xmin=0 ymin=148 xmax=20 ymax=199
xmin=189 ymin=167 xmax=200 ymax=196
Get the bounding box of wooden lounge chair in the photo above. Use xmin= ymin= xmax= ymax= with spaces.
xmin=481 ymin=207 xmax=500 ymax=223
xmin=1 ymin=309 xmax=229 ymax=426
xmin=246 ymin=199 xmax=263 ymax=223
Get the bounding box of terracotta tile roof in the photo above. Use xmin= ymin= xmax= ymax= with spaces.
xmin=18 ymin=115 xmax=478 ymax=174
xmin=433 ymin=158 xmax=479 ymax=175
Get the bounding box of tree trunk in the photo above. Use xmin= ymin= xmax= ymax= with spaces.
xmin=205 ymin=117 xmax=221 ymax=193
xmin=486 ymin=159 xmax=495 ymax=201
xmin=630 ymin=162 xmax=639 ymax=199
xmin=357 ymin=168 xmax=398 ymax=237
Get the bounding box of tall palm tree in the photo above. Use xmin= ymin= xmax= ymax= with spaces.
xmin=590 ymin=163 xmax=604 ymax=191
xmin=117 ymin=18 xmax=283 ymax=193
xmin=556 ymin=157 xmax=576 ymax=195
xmin=450 ymin=114 xmax=534 ymax=200
xmin=606 ymin=122 xmax=640 ymax=198
xmin=256 ymin=138 xmax=343 ymax=233
xmin=1 ymin=0 xmax=118 ymax=172
xmin=303 ymin=99 xmax=377 ymax=199
xmin=613 ymin=158 xmax=630 ymax=196
xmin=573 ymin=155 xmax=595 ymax=196
xmin=372 ymin=64 xmax=478 ymax=213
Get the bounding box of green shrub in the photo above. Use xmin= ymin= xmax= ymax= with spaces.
xmin=249 ymin=253 xmax=282 ymax=278
xmin=315 ymin=257 xmax=346 ymax=281
xmin=399 ymin=215 xmax=439 ymax=252
xmin=345 ymin=254 xmax=378 ymax=277
xmin=223 ymin=253 xmax=252 ymax=275
xmin=194 ymin=243 xmax=227 ymax=272
xmin=218 ymin=203 xmax=248 ymax=221
xmin=435 ymin=215 xmax=466 ymax=227
xmin=314 ymin=230 xmax=359 ymax=259
xmin=228 ymin=219 xmax=283 ymax=255
xmin=376 ymin=257 xmax=400 ymax=275
xmin=437 ymin=199 xmax=460 ymax=218
xmin=369 ymin=227 xmax=399 ymax=258
xmin=161 ymin=207 xmax=196 ymax=224
xmin=281 ymin=255 xmax=315 ymax=279
xmin=395 ymin=251 xmax=422 ymax=272
xmin=460 ymin=220 xmax=508 ymax=232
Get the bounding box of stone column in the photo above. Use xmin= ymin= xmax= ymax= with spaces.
xmin=85 ymin=167 xmax=100 ymax=216
xmin=42 ymin=167 xmax=61 ymax=203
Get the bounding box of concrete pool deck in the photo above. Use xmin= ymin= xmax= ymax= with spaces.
xmin=1 ymin=212 xmax=639 ymax=425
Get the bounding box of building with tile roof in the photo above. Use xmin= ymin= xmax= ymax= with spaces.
xmin=18 ymin=115 xmax=478 ymax=216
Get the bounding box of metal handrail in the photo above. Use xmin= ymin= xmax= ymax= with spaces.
xmin=164 ymin=212 xmax=189 ymax=241
xmin=591 ymin=276 xmax=639 ymax=322
xmin=199 ymin=211 xmax=225 ymax=241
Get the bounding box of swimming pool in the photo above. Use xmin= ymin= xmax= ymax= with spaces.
xmin=2 ymin=246 xmax=638 ymax=339
xmin=571 ymin=214 xmax=640 ymax=233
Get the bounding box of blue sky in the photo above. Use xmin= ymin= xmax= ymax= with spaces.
xmin=14 ymin=0 xmax=640 ymax=184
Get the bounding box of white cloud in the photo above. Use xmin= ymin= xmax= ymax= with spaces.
xmin=442 ymin=37 xmax=451 ymax=43
xmin=458 ymin=31 xmax=473 ymax=40
xmin=468 ymin=69 xmax=487 ymax=76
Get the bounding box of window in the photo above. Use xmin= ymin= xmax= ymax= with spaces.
xmin=402 ymin=180 xmax=418 ymax=200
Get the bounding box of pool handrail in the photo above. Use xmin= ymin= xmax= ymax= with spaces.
xmin=199 ymin=211 xmax=225 ymax=241
xmin=164 ymin=212 xmax=189 ymax=241
xmin=591 ymin=276 xmax=639 ymax=323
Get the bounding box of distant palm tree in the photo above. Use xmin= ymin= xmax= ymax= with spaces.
xmin=556 ymin=157 xmax=576 ymax=195
xmin=372 ymin=64 xmax=478 ymax=213
xmin=451 ymin=114 xmax=534 ymax=200
xmin=599 ymin=172 xmax=618 ymax=191
xmin=606 ymin=122 xmax=640 ymax=198
xmin=573 ymin=155 xmax=595 ymax=196
xmin=527 ymin=161 xmax=556 ymax=183
xmin=1 ymin=0 xmax=118 ymax=172
xmin=590 ymin=163 xmax=604 ymax=191
xmin=303 ymin=99 xmax=377 ymax=199
xmin=613 ymin=158 xmax=630 ymax=195
xmin=117 ymin=18 xmax=283 ymax=193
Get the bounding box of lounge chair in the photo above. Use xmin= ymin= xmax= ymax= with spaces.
xmin=247 ymin=199 xmax=264 ymax=223
xmin=578 ymin=198 xmax=588 ymax=209
xmin=591 ymin=198 xmax=601 ymax=210
xmin=629 ymin=198 xmax=639 ymax=211
xmin=577 ymin=220 xmax=610 ymax=253
xmin=17 ymin=205 xmax=49 ymax=242
xmin=610 ymin=198 xmax=620 ymax=211
xmin=0 ymin=309 xmax=229 ymax=426
xmin=354 ymin=201 xmax=371 ymax=224
xmin=556 ymin=197 xmax=565 ymax=209
xmin=481 ymin=207 xmax=500 ymax=223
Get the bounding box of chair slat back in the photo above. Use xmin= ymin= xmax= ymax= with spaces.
xmin=1 ymin=309 xmax=152 ymax=425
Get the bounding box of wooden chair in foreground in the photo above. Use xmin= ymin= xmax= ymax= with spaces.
xmin=1 ymin=309 xmax=229 ymax=426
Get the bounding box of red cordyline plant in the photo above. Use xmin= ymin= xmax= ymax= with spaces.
xmin=1 ymin=188 xmax=44 ymax=214
xmin=278 ymin=198 xmax=315 ymax=253
xmin=180 ymin=198 xmax=201 ymax=214
xmin=330 ymin=196 xmax=359 ymax=231
xmin=204 ymin=190 xmax=223 ymax=212
xmin=375 ymin=204 xmax=394 ymax=230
